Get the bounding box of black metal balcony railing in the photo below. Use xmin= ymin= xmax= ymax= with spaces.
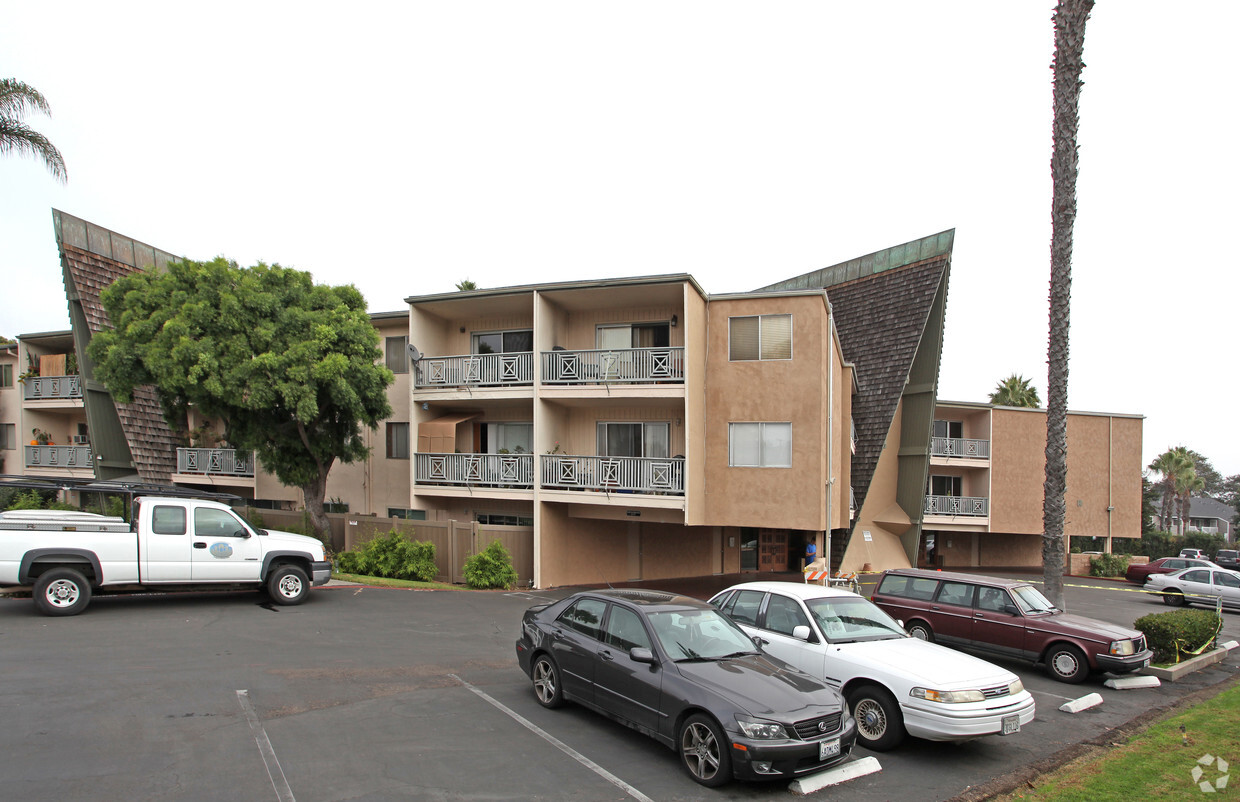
xmin=22 ymin=375 xmax=82 ymax=401
xmin=177 ymin=448 xmax=254 ymax=477
xmin=924 ymin=495 xmax=989 ymax=517
xmin=540 ymin=454 xmax=685 ymax=495
xmin=414 ymin=453 xmax=535 ymax=488
xmin=417 ymin=352 xmax=534 ymax=388
xmin=25 ymin=445 xmax=92 ymax=469
xmin=541 ymin=347 xmax=684 ymax=384
xmin=930 ymin=437 xmax=990 ymax=459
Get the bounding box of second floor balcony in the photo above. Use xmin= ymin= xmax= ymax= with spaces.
xmin=25 ymin=444 xmax=92 ymax=470
xmin=541 ymin=347 xmax=685 ymax=385
xmin=22 ymin=375 xmax=82 ymax=401
xmin=417 ymin=352 xmax=534 ymax=389
xmin=177 ymin=448 xmax=255 ymax=477
xmin=415 ymin=453 xmax=535 ymax=488
xmin=541 ymin=454 xmax=685 ymax=496
xmin=930 ymin=437 xmax=990 ymax=459
xmin=924 ymin=495 xmax=989 ymax=517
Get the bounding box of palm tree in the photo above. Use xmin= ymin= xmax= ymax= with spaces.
xmin=1042 ymin=0 xmax=1094 ymax=610
xmin=989 ymin=374 xmax=1042 ymax=408
xmin=1176 ymin=470 xmax=1205 ymax=536
xmin=0 ymin=79 xmax=66 ymax=181
xmin=455 ymin=279 xmax=477 ymax=291
xmin=1149 ymin=447 xmax=1194 ymax=531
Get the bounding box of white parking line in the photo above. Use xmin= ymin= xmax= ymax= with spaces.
xmin=236 ymin=690 xmax=296 ymax=802
xmin=449 ymin=674 xmax=656 ymax=802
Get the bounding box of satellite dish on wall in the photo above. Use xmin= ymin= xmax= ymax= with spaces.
xmin=406 ymin=344 xmax=423 ymax=363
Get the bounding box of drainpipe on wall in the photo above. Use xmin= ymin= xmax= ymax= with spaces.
xmin=1106 ymin=416 xmax=1114 ymax=553
xmin=825 ymin=302 xmax=834 ymax=578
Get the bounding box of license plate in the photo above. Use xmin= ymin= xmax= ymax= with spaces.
xmin=819 ymin=738 xmax=840 ymax=759
xmin=1001 ymin=715 xmax=1020 ymax=735
xmin=1141 ymin=659 xmax=1150 ymax=669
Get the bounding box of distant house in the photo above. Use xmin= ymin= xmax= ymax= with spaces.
xmin=1151 ymin=496 xmax=1235 ymax=541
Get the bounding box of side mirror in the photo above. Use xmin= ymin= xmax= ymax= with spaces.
xmin=630 ymin=647 xmax=656 ymax=664
xmin=792 ymin=625 xmax=812 ymax=642
xmin=1004 ymin=603 xmax=1019 ymax=615
xmin=234 ymin=529 xmax=252 ymax=539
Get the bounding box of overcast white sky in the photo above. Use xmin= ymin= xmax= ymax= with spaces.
xmin=2 ymin=2 xmax=1237 ymax=477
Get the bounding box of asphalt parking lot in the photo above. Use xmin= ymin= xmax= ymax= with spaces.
xmin=0 ymin=573 xmax=1236 ymax=801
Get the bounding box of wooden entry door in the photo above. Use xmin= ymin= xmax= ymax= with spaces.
xmin=758 ymin=530 xmax=788 ymax=572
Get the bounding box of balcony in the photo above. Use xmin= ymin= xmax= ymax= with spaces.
xmin=25 ymin=444 xmax=92 ymax=470
xmin=415 ymin=453 xmax=535 ymax=488
xmin=416 ymin=352 xmax=533 ymax=388
xmin=540 ymin=454 xmax=684 ymax=495
xmin=22 ymin=375 xmax=82 ymax=401
xmin=924 ymin=495 xmax=989 ymax=517
xmin=541 ymin=347 xmax=684 ymax=385
xmin=931 ymin=437 xmax=990 ymax=459
xmin=177 ymin=448 xmax=255 ymax=477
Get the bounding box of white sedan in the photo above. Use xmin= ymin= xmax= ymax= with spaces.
xmin=708 ymin=581 xmax=1036 ymax=751
xmin=1144 ymin=566 xmax=1240 ymax=609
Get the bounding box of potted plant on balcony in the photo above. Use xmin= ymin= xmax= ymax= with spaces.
xmin=30 ymin=428 xmax=52 ymax=446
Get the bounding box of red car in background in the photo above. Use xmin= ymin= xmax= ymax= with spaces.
xmin=1125 ymin=556 xmax=1219 ymax=585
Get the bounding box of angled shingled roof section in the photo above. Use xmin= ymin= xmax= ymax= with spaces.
xmin=55 ymin=211 xmax=183 ymax=483
xmin=756 ymin=231 xmax=953 ymax=524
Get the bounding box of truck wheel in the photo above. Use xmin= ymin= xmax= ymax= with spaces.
xmin=267 ymin=565 xmax=309 ymax=605
xmin=33 ymin=568 xmax=92 ymax=616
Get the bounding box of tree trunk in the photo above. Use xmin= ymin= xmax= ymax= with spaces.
xmin=1043 ymin=0 xmax=1093 ymax=610
xmin=300 ymin=469 xmax=333 ymax=548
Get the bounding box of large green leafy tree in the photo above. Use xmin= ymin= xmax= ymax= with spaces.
xmin=89 ymin=258 xmax=393 ymax=543
xmin=988 ymin=374 xmax=1042 ymax=408
xmin=0 ymin=78 xmax=66 ymax=181
xmin=1042 ymin=0 xmax=1094 ymax=610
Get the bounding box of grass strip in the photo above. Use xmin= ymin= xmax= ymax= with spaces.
xmin=330 ymin=572 xmax=458 ymax=591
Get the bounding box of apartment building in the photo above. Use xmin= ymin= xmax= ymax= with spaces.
xmin=923 ymin=401 xmax=1144 ymax=568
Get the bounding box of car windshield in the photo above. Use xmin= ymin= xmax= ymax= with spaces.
xmin=805 ymin=596 xmax=905 ymax=642
xmin=1012 ymin=585 xmax=1058 ymax=614
xmin=647 ymin=609 xmax=760 ymax=662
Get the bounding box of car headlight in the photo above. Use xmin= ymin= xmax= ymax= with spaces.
xmin=1110 ymin=639 xmax=1136 ymax=656
xmin=910 ymin=687 xmax=985 ymax=704
xmin=736 ymin=717 xmax=787 ymax=739
xmin=1009 ymin=679 xmax=1024 ymax=695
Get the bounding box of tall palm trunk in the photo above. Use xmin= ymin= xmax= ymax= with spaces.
xmin=1042 ymin=0 xmax=1094 ymax=610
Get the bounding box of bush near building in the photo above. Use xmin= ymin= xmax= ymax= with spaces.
xmin=334 ymin=530 xmax=437 ymax=582
xmin=1133 ymin=609 xmax=1222 ymax=664
xmin=1088 ymin=553 xmax=1129 ymax=577
xmin=463 ymin=539 xmax=519 ymax=590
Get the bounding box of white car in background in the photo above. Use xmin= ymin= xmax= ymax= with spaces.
xmin=1144 ymin=566 xmax=1240 ymax=609
xmin=708 ymin=581 xmax=1035 ymax=751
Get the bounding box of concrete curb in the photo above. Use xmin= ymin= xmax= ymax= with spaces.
xmin=789 ymin=756 xmax=881 ymax=795
xmin=1139 ymin=647 xmax=1230 ymax=682
xmin=1059 ymin=693 xmax=1103 ymax=713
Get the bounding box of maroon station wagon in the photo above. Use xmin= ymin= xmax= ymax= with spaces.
xmin=870 ymin=569 xmax=1152 ymax=683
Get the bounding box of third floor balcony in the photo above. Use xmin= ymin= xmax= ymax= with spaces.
xmin=541 ymin=347 xmax=684 ymax=385
xmin=924 ymin=494 xmax=989 ymax=517
xmin=177 ymin=447 xmax=255 ymax=478
xmin=416 ymin=352 xmax=534 ymax=389
xmin=930 ymin=436 xmax=990 ymax=460
xmin=23 ymin=375 xmax=82 ymax=401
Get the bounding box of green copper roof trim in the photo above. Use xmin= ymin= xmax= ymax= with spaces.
xmin=756 ymin=229 xmax=955 ymax=292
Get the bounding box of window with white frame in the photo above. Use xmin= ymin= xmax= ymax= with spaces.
xmin=729 ymin=314 xmax=792 ymax=361
xmin=385 ymin=336 xmax=408 ymax=373
xmin=728 ymin=422 xmax=791 ymax=467
xmin=386 ymin=422 xmax=410 ymax=460
xmin=484 ymin=422 xmax=533 ymax=454
xmin=929 ymin=475 xmax=962 ymax=497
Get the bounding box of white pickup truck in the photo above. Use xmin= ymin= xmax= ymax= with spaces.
xmin=0 ymin=496 xmax=332 ymax=616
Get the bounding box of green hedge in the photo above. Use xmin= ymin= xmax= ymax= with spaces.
xmin=334 ymin=529 xmax=437 ymax=582
xmin=463 ymin=539 xmax=519 ymax=590
xmin=1133 ymin=609 xmax=1222 ymax=664
xmin=1089 ymin=553 xmax=1129 ymax=577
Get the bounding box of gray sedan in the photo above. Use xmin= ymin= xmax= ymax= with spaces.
xmin=1144 ymin=566 xmax=1240 ymax=609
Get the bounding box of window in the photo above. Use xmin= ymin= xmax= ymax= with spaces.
xmin=723 ymin=589 xmax=765 ymax=626
xmin=559 ymin=598 xmax=607 ymax=639
xmin=932 ymin=420 xmax=963 ymax=439
xmin=386 ymin=422 xmax=410 ymax=460
xmin=388 ymin=508 xmax=426 ymax=521
xmin=930 ymin=475 xmax=963 ymax=497
xmin=0 ymin=363 xmax=11 ymax=387
xmin=728 ymin=422 xmax=791 ymax=467
xmin=603 ymin=606 xmax=651 ymax=652
xmin=729 ymin=314 xmax=791 ymax=361
xmin=0 ymin=423 xmax=13 ymax=450
xmin=1182 ymin=569 xmax=1210 ymax=584
xmin=977 ymin=587 xmax=1010 ymax=612
xmin=385 ymin=336 xmax=408 ymax=374
xmin=151 ymin=505 xmax=187 ymax=535
xmin=484 ymin=422 xmax=532 ymax=454
xmin=596 ymin=323 xmax=670 ymax=349
xmin=597 ymin=422 xmax=669 ymax=458
xmin=936 ymin=582 xmax=975 ymax=607
xmin=877 ymin=574 xmax=938 ymax=601
xmin=194 ymin=507 xmax=246 ymax=538
xmin=477 ymin=513 xmax=533 ymax=526
xmin=1214 ymin=572 xmax=1240 ymax=589
xmin=763 ymin=594 xmax=810 ymax=636
xmin=472 ymin=329 xmax=533 ymax=355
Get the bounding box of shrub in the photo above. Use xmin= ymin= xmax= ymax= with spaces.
xmin=463 ymin=539 xmax=519 ymax=590
xmin=46 ymin=500 xmax=79 ymax=511
xmin=105 ymin=496 xmax=127 ymax=520
xmin=1088 ymin=553 xmax=1129 ymax=577
xmin=1133 ymin=609 xmax=1222 ymax=663
xmin=335 ymin=529 xmax=437 ymax=582
xmin=6 ymin=490 xmax=47 ymax=510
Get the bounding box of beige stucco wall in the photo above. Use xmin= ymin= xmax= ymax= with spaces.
xmin=700 ymin=295 xmax=831 ymax=531
xmin=841 ymin=399 xmax=913 ymax=572
xmin=684 ymin=285 xmax=709 ymax=525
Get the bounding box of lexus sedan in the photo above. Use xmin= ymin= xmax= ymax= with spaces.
xmin=514 ymin=589 xmax=857 ymax=787
xmin=1144 ymin=566 xmax=1240 ymax=609
xmin=709 ymin=581 xmax=1035 ymax=750
xmin=1126 ymin=556 xmax=1219 ymax=585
